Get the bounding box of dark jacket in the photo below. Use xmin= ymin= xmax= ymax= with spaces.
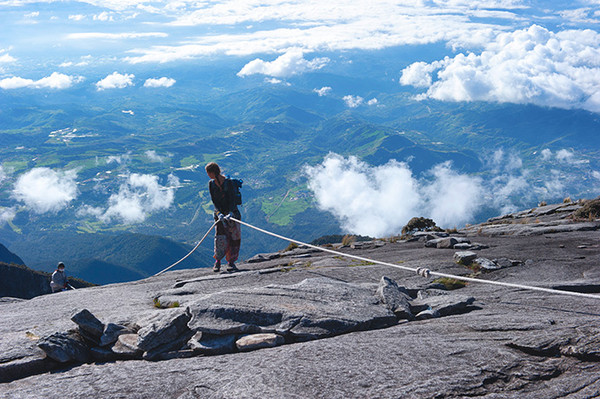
xmin=209 ymin=178 xmax=240 ymax=218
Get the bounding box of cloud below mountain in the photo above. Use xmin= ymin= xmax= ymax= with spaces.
xmin=237 ymin=50 xmax=329 ymax=78
xmin=143 ymin=77 xmax=175 ymax=87
xmin=95 ymin=173 xmax=178 ymax=224
xmin=304 ymin=150 xmax=590 ymax=237
xmin=0 ymin=72 xmax=81 ymax=90
xmin=12 ymin=168 xmax=78 ymax=214
xmin=96 ymin=72 xmax=135 ymax=90
xmin=304 ymin=154 xmax=484 ymax=236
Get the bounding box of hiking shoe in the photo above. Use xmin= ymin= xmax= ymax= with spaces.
xmin=226 ymin=262 xmax=238 ymax=272
xmin=213 ymin=261 xmax=221 ymax=272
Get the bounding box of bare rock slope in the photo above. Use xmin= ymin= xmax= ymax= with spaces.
xmin=1 ymin=201 xmax=600 ymax=398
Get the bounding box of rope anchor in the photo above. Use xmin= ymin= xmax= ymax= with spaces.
xmin=416 ymin=267 xmax=431 ymax=278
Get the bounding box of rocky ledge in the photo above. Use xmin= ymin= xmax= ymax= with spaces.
xmin=1 ymin=202 xmax=600 ymax=398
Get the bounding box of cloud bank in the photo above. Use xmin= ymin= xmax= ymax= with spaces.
xmin=400 ymin=25 xmax=600 ymax=113
xmin=0 ymin=72 xmax=81 ymax=90
xmin=304 ymin=154 xmax=483 ymax=236
xmin=96 ymin=72 xmax=135 ymax=90
xmin=237 ymin=50 xmax=329 ymax=78
xmin=13 ymin=168 xmax=78 ymax=214
xmin=304 ymin=151 xmax=585 ymax=237
xmin=99 ymin=173 xmax=177 ymax=224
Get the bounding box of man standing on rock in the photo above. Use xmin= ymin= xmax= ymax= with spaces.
xmin=205 ymin=162 xmax=241 ymax=273
xmin=50 ymin=262 xmax=68 ymax=293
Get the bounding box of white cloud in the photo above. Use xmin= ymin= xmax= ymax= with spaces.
xmin=592 ymin=171 xmax=600 ymax=180
xmin=13 ymin=168 xmax=78 ymax=214
xmin=93 ymin=11 xmax=114 ymax=21
xmin=0 ymin=207 xmax=16 ymax=225
xmin=100 ymin=173 xmax=177 ymax=224
xmin=304 ymin=154 xmax=483 ymax=236
xmin=0 ymin=49 xmax=16 ymax=63
xmin=145 ymin=150 xmax=164 ymax=162
xmin=400 ymin=25 xmax=600 ymax=113
xmin=96 ymin=72 xmax=135 ymax=90
xmin=0 ymin=72 xmax=81 ymax=90
xmin=143 ymin=77 xmax=176 ymax=88
xmin=237 ymin=49 xmax=329 ymax=78
xmin=68 ymin=14 xmax=85 ymax=21
xmin=106 ymin=152 xmax=131 ymax=165
xmin=67 ymin=32 xmax=168 ymax=40
xmin=541 ymin=148 xmax=553 ymax=160
xmin=367 ymin=98 xmax=378 ymax=106
xmin=0 ymin=165 xmax=7 ymax=183
xmin=343 ymin=95 xmax=364 ymax=108
xmin=314 ymin=86 xmax=332 ymax=96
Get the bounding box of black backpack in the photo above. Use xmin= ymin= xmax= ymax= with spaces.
xmin=228 ymin=177 xmax=243 ymax=206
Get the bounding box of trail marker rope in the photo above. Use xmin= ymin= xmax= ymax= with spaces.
xmin=155 ymin=217 xmax=600 ymax=300
xmin=153 ymin=221 xmax=218 ymax=277
xmin=229 ymin=217 xmax=600 ymax=301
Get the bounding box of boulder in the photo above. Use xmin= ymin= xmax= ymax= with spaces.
xmin=100 ymin=323 xmax=134 ymax=347
xmin=187 ymin=278 xmax=397 ymax=341
xmin=37 ymin=331 xmax=91 ymax=364
xmin=111 ymin=334 xmax=143 ymax=358
xmin=71 ymin=309 xmax=104 ymax=342
xmin=412 ymin=294 xmax=475 ymax=317
xmin=453 ymin=243 xmax=473 ymax=250
xmin=474 ymin=258 xmax=500 ymax=270
xmin=375 ymin=277 xmax=413 ymax=320
xmin=136 ymin=309 xmax=191 ymax=352
xmin=143 ymin=330 xmax=195 ymax=361
xmin=188 ymin=332 xmax=237 ymax=355
xmin=236 ymin=333 xmax=285 ymax=352
xmin=453 ymin=251 xmax=477 ymax=264
xmin=425 ymin=237 xmax=458 ymax=249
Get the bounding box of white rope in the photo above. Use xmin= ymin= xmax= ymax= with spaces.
xmin=229 ymin=217 xmax=600 ymax=301
xmin=153 ymin=221 xmax=218 ymax=277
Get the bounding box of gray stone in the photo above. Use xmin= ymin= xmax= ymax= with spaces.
xmin=475 ymin=257 xmax=500 ymax=270
xmin=111 ymin=334 xmax=143 ymax=358
xmin=90 ymin=346 xmax=117 ymax=362
xmin=187 ymin=278 xmax=397 ymax=341
xmin=493 ymin=258 xmax=518 ymax=268
xmin=236 ymin=333 xmax=285 ymax=351
xmin=143 ymin=330 xmax=195 ymax=361
xmin=375 ymin=276 xmax=413 ymax=320
xmin=37 ymin=331 xmax=91 ymax=363
xmin=136 ymin=308 xmax=191 ymax=352
xmin=437 ymin=237 xmax=458 ymax=249
xmin=188 ymin=332 xmax=237 ymax=355
xmin=100 ymin=323 xmax=131 ymax=347
xmin=425 ymin=237 xmax=458 ymax=248
xmin=412 ymin=295 xmax=475 ymax=317
xmin=247 ymin=253 xmax=280 ymax=263
xmin=71 ymin=309 xmax=105 ymax=340
xmin=453 ymin=243 xmax=473 ymax=250
xmin=453 ymin=251 xmax=477 ymax=264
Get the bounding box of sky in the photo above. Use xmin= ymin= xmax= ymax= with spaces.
xmin=0 ymin=0 xmax=598 ymax=113
xmin=1 ymin=0 xmax=600 ymax=235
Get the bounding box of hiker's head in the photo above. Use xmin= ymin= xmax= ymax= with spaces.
xmin=57 ymin=262 xmax=65 ymax=270
xmin=205 ymin=162 xmax=220 ymax=179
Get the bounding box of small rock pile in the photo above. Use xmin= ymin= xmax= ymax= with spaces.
xmin=36 ymin=277 xmax=477 ymax=366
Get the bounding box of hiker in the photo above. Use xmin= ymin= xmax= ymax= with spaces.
xmin=205 ymin=162 xmax=241 ymax=272
xmin=50 ymin=262 xmax=68 ymax=293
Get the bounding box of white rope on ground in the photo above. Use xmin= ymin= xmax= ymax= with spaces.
xmin=153 ymin=221 xmax=218 ymax=277
xmin=229 ymin=217 xmax=600 ymax=301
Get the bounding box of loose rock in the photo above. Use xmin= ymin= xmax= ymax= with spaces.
xmin=236 ymin=333 xmax=285 ymax=351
